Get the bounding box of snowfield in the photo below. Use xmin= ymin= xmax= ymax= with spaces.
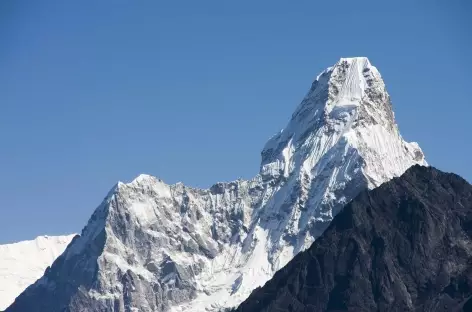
xmin=0 ymin=234 xmax=75 ymax=310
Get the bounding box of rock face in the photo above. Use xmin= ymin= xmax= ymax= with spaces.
xmin=6 ymin=57 xmax=426 ymax=312
xmin=235 ymin=165 xmax=472 ymax=312
xmin=0 ymin=234 xmax=75 ymax=310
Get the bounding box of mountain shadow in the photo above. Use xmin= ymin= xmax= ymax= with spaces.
xmin=234 ymin=165 xmax=472 ymax=312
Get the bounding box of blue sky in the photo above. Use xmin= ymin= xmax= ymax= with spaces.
xmin=1 ymin=0 xmax=471 ymax=243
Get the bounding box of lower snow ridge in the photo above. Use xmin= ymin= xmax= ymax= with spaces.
xmin=0 ymin=234 xmax=75 ymax=310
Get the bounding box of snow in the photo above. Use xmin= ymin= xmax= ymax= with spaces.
xmin=10 ymin=57 xmax=427 ymax=312
xmin=0 ymin=234 xmax=75 ymax=310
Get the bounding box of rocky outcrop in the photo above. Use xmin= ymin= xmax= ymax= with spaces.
xmin=235 ymin=166 xmax=472 ymax=312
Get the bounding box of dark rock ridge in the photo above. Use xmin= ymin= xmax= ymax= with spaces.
xmin=234 ymin=165 xmax=472 ymax=312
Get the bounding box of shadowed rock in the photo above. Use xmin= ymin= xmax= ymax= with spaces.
xmin=235 ymin=165 xmax=472 ymax=312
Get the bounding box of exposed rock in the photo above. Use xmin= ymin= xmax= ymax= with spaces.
xmin=235 ymin=166 xmax=472 ymax=312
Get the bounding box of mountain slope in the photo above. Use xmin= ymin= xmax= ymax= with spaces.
xmin=0 ymin=235 xmax=75 ymax=310
xmin=235 ymin=165 xmax=472 ymax=312
xmin=6 ymin=57 xmax=426 ymax=312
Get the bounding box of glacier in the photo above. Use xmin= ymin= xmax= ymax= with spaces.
xmin=0 ymin=234 xmax=75 ymax=310
xmin=6 ymin=57 xmax=427 ymax=312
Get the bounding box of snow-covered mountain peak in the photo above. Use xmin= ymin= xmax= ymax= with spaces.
xmin=336 ymin=56 xmax=372 ymax=67
xmin=116 ymin=174 xmax=160 ymax=188
xmin=261 ymin=56 xmax=403 ymax=180
xmin=7 ymin=58 xmax=427 ymax=312
xmin=330 ymin=57 xmax=371 ymax=103
xmin=132 ymin=173 xmax=158 ymax=184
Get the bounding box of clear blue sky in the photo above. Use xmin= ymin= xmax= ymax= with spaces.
xmin=1 ymin=0 xmax=470 ymax=244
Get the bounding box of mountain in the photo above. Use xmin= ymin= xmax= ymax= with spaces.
xmin=0 ymin=234 xmax=75 ymax=310
xmin=234 ymin=165 xmax=472 ymax=312
xmin=6 ymin=57 xmax=426 ymax=312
